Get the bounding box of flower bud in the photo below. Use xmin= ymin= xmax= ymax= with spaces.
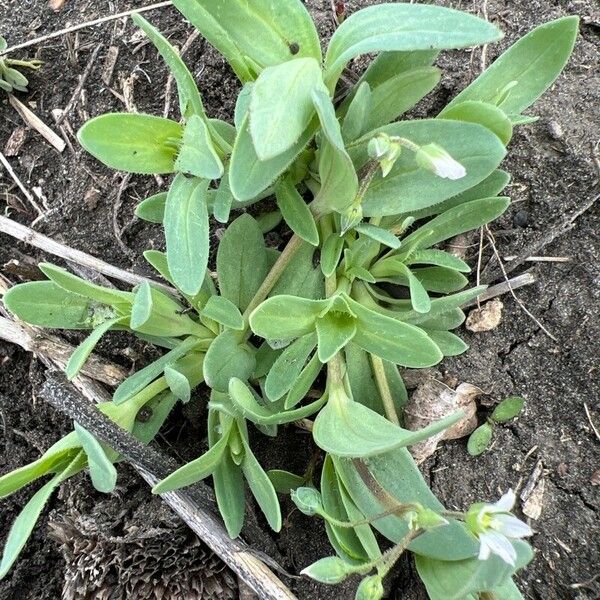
xmin=415 ymin=143 xmax=466 ymax=180
xmin=291 ymin=486 xmax=323 ymax=516
xmin=355 ymin=575 xmax=384 ymax=600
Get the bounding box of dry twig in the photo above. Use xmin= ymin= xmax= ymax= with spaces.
xmin=8 ymin=95 xmax=66 ymax=152
xmin=0 ymin=151 xmax=45 ymax=216
xmin=0 ymin=214 xmax=176 ymax=294
xmin=0 ymin=2 xmax=174 ymax=56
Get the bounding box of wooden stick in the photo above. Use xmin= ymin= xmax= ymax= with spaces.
xmin=0 ymin=151 xmax=45 ymax=215
xmin=8 ymin=95 xmax=66 ymax=152
xmin=0 ymin=316 xmax=125 ymax=386
xmin=0 ymin=306 xmax=297 ymax=599
xmin=0 ymin=214 xmax=176 ymax=295
xmin=0 ymin=1 xmax=174 ymax=56
xmin=462 ymin=271 xmax=536 ymax=309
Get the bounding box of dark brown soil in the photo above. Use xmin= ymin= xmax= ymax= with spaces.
xmin=1 ymin=1 xmax=599 ymax=599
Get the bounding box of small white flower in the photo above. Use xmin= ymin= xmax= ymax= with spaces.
xmin=466 ymin=489 xmax=533 ymax=567
xmin=415 ymin=143 xmax=466 ymax=180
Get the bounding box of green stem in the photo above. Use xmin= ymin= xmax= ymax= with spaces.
xmin=369 ymin=354 xmax=400 ymax=426
xmin=323 ymin=502 xmax=420 ymax=529
xmin=377 ymin=528 xmax=423 ymax=578
xmin=241 ymin=233 xmax=305 ymax=328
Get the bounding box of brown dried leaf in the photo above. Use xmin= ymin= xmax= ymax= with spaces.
xmin=405 ymin=379 xmax=483 ymax=463
xmin=4 ymin=128 xmax=27 ymax=156
xmin=466 ymin=299 xmax=504 ymax=332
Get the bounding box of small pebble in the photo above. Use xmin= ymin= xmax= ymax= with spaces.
xmin=513 ymin=210 xmax=529 ymax=228
xmin=547 ymin=120 xmax=564 ymax=139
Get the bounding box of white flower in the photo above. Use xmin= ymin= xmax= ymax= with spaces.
xmin=415 ymin=143 xmax=466 ymax=180
xmin=466 ymin=489 xmax=533 ymax=567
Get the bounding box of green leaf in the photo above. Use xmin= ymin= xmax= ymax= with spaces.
xmin=275 ymin=178 xmax=319 ymax=246
xmin=312 ymin=88 xmax=358 ymax=213
xmin=316 ymin=311 xmax=357 ymax=363
xmin=171 ymin=0 xmax=321 ymax=81
xmin=354 ymin=224 xmax=400 ymax=249
xmin=0 ymin=452 xmax=85 ymax=579
xmin=324 ymin=4 xmax=502 ymax=84
xmin=250 ymin=296 xmax=327 ymax=341
xmin=201 ymin=296 xmax=244 ymax=331
xmin=113 ymin=336 xmax=200 ymax=404
xmin=333 ymin=452 xmax=478 ymax=560
xmin=313 ymin=391 xmax=462 ymax=458
xmin=249 ymin=58 xmax=322 ymax=160
xmin=321 ymin=233 xmax=345 ymax=278
xmin=406 ymin=249 xmax=470 ymax=273
xmin=164 ymin=174 xmax=210 ymax=296
xmin=207 ymin=410 xmax=246 ymax=537
xmin=439 ymin=101 xmax=513 ymax=146
xmin=39 ymin=263 xmax=133 ymax=308
xmin=403 ymin=169 xmax=511 ymax=220
xmin=216 ymin=214 xmax=269 ymax=311
xmin=226 ymin=378 xmax=326 ymax=426
xmin=213 ymin=167 xmax=233 ymax=224
xmin=407 ymin=267 xmax=469 ymax=294
xmin=0 ymin=448 xmax=77 ymax=499
xmin=391 ymin=263 xmax=431 ymax=314
xmin=131 ymin=391 xmax=178 ymax=444
xmin=203 ymin=330 xmax=256 ymax=393
xmin=229 ymin=113 xmax=313 ymax=202
xmin=240 ymin=438 xmax=282 ymax=532
xmin=344 ymin=344 xmax=407 ymax=416
xmin=402 ymin=197 xmax=510 ymax=250
xmin=130 ymin=282 xmax=198 ymax=338
xmin=3 ymin=281 xmax=94 ymax=330
xmin=265 ymin=333 xmax=317 ymax=401
xmin=445 ymin=17 xmax=579 ymax=115
xmin=153 ymin=422 xmax=231 ymax=494
xmin=415 ymin=540 xmax=533 ymax=600
xmin=425 ymin=330 xmax=468 ymax=357
xmin=284 ymin=353 xmax=323 ymax=409
xmin=321 ymin=456 xmax=371 ymax=562
xmin=175 ymin=115 xmax=223 ymax=179
xmin=66 ymin=317 xmax=124 ymax=380
xmin=269 ymin=243 xmax=324 ymax=300
xmin=135 ymin=192 xmax=167 ymax=223
xmin=491 ymin=396 xmax=525 ymax=423
xmin=132 ymin=14 xmax=205 ymax=119
xmin=349 ymin=120 xmax=506 ymax=216
xmin=164 ymin=364 xmax=192 ymax=403
xmin=267 ymin=470 xmax=305 ymax=495
xmin=467 ymin=423 xmax=494 ymax=456
xmin=74 ymin=423 xmax=118 ymax=493
xmin=78 ymin=113 xmax=182 ymax=174
xmin=342 ymin=81 xmax=371 ymax=142
xmin=348 ymin=297 xmax=443 ymax=368
xmin=364 ymin=66 xmax=440 ymax=132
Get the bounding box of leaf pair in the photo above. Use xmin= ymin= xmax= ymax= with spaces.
xmin=154 ymin=408 xmax=281 ymax=537
xmin=250 ymin=292 xmax=443 ymax=368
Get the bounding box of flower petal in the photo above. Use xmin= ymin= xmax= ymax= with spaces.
xmin=479 ymin=531 xmax=517 ymax=566
xmin=492 ymin=513 xmax=533 ymax=538
xmin=490 ymin=489 xmax=516 ymax=513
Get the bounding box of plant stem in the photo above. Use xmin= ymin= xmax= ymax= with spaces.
xmin=369 ymin=354 xmax=400 ymax=426
xmin=241 ymin=233 xmax=305 ymax=323
xmin=377 ymin=528 xmax=423 ymax=578
xmin=324 ymin=502 xmax=420 ymax=529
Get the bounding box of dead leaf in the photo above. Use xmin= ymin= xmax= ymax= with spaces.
xmin=466 ymin=299 xmax=504 ymax=332
xmin=4 ymin=128 xmax=27 ymax=156
xmin=405 ymin=379 xmax=484 ymax=463
xmin=523 ymin=478 xmax=545 ymax=520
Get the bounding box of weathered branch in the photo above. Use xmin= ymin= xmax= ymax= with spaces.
xmin=0 ymin=215 xmax=176 ymax=294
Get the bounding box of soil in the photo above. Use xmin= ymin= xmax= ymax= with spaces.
xmin=0 ymin=1 xmax=599 ymax=599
